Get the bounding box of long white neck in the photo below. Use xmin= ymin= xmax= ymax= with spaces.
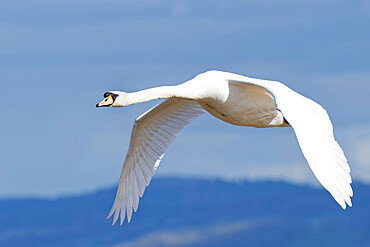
xmin=113 ymin=85 xmax=189 ymax=107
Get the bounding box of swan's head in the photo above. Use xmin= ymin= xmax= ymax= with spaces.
xmin=96 ymin=91 xmax=126 ymax=108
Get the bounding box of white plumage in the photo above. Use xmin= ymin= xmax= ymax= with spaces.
xmin=96 ymin=70 xmax=352 ymax=225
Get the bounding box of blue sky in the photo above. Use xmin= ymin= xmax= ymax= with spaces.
xmin=0 ymin=0 xmax=369 ymax=197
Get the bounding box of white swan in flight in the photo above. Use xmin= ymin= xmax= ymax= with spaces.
xmin=96 ymin=70 xmax=352 ymax=225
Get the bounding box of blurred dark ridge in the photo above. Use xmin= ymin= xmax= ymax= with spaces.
xmin=0 ymin=178 xmax=369 ymax=247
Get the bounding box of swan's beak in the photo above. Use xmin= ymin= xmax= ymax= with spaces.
xmin=96 ymin=95 xmax=114 ymax=108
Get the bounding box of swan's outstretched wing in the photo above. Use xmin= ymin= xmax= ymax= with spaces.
xmin=222 ymin=71 xmax=352 ymax=209
xmin=107 ymin=98 xmax=205 ymax=225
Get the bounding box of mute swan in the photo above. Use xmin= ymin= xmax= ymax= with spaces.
xmin=96 ymin=70 xmax=352 ymax=225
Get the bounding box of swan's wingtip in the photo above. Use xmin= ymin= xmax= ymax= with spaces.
xmin=347 ymin=199 xmax=353 ymax=208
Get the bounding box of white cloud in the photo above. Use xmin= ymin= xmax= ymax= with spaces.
xmin=338 ymin=125 xmax=370 ymax=183
xmin=234 ymin=162 xmax=319 ymax=186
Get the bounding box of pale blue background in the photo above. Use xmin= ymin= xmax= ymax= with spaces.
xmin=1 ymin=0 xmax=369 ymax=197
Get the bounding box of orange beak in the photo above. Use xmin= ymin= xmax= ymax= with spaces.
xmin=96 ymin=95 xmax=114 ymax=108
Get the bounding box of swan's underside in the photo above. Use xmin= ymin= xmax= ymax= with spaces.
xmin=197 ymin=80 xmax=290 ymax=128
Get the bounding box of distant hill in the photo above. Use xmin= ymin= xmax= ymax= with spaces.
xmin=0 ymin=178 xmax=369 ymax=247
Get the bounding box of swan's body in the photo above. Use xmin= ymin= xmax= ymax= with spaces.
xmin=96 ymin=70 xmax=352 ymax=225
xmin=192 ymin=76 xmax=289 ymax=127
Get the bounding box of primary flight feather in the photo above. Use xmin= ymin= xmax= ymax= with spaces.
xmin=96 ymin=70 xmax=352 ymax=225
